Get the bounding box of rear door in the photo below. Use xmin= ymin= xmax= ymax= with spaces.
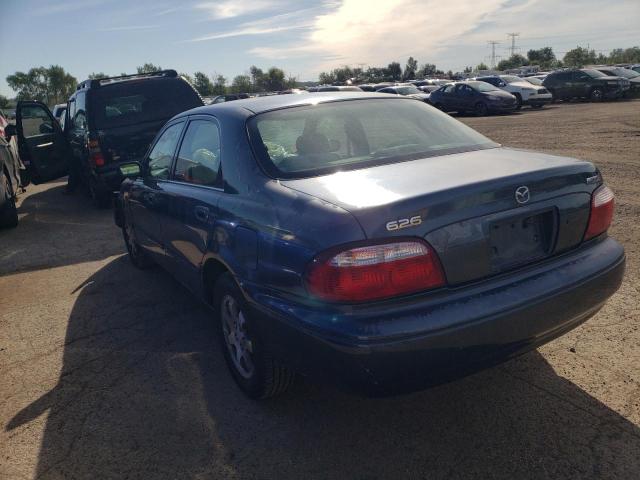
xmin=15 ymin=101 xmax=69 ymax=184
xmin=160 ymin=115 xmax=223 ymax=292
xmin=570 ymin=71 xmax=591 ymax=97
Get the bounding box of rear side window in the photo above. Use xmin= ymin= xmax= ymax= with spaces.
xmin=147 ymin=122 xmax=183 ymax=179
xmin=174 ymin=120 xmax=221 ymax=187
xmin=92 ymin=79 xmax=201 ymax=129
xmin=249 ymin=99 xmax=496 ymax=179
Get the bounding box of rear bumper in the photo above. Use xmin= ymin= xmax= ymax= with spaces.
xmin=94 ymin=163 xmax=136 ymax=192
xmin=488 ymin=103 xmax=518 ymax=113
xmin=247 ymin=237 xmax=625 ymax=395
xmin=525 ymin=93 xmax=552 ymax=104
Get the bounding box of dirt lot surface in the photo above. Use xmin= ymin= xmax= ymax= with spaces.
xmin=1 ymin=100 xmax=639 ymax=480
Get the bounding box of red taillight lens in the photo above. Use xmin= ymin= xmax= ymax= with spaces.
xmin=87 ymin=138 xmax=105 ymax=167
xmin=305 ymin=240 xmax=445 ymax=303
xmin=584 ymin=185 xmax=614 ymax=240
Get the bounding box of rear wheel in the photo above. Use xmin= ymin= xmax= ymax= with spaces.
xmin=474 ymin=102 xmax=489 ymax=116
xmin=214 ymin=273 xmax=295 ymax=399
xmin=590 ymin=87 xmax=604 ymax=102
xmin=122 ymin=209 xmax=154 ymax=269
xmin=0 ymin=170 xmax=18 ymax=229
xmin=530 ymin=103 xmax=544 ymax=109
xmin=513 ymin=93 xmax=523 ymax=109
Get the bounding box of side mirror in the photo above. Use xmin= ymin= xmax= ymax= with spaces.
xmin=119 ymin=162 xmax=141 ymax=179
xmin=499 ymin=81 xmax=507 ymax=87
xmin=4 ymin=124 xmax=16 ymax=139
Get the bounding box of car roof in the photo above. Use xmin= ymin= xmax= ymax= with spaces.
xmin=175 ymin=92 xmax=393 ymax=117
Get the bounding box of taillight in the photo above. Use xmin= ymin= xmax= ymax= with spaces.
xmin=305 ymin=240 xmax=445 ymax=303
xmin=584 ymin=185 xmax=614 ymax=240
xmin=87 ymin=138 xmax=105 ymax=167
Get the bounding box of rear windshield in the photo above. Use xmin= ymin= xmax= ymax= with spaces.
xmin=396 ymin=86 xmax=422 ymax=95
xmin=468 ymin=81 xmax=499 ymax=92
xmin=248 ymin=98 xmax=497 ymax=179
xmin=91 ymin=79 xmax=202 ymax=128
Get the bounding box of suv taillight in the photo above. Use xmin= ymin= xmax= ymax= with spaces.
xmin=584 ymin=185 xmax=615 ymax=240
xmin=87 ymin=139 xmax=105 ymax=167
xmin=305 ymin=240 xmax=445 ymax=303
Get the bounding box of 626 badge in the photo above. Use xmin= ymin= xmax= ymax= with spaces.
xmin=386 ymin=215 xmax=422 ymax=231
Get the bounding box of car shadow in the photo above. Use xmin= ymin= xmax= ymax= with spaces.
xmin=6 ymin=256 xmax=640 ymax=479
xmin=0 ymin=179 xmax=122 ymax=275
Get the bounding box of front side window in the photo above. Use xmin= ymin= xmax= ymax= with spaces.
xmin=147 ymin=122 xmax=183 ymax=179
xmin=174 ymin=120 xmax=221 ymax=186
xmin=20 ymin=104 xmax=53 ymax=138
xmin=249 ymin=98 xmax=497 ymax=178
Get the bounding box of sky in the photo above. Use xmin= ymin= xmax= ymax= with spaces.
xmin=1 ymin=0 xmax=638 ymax=96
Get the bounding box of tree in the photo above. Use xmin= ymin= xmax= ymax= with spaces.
xmin=136 ymin=63 xmax=162 ymax=74
xmin=387 ymin=62 xmax=402 ymax=81
xmin=563 ymin=47 xmax=597 ymax=67
xmin=264 ymin=67 xmax=286 ymax=91
xmin=0 ymin=95 xmax=9 ymax=109
xmin=476 ymin=62 xmax=489 ymax=71
xmin=230 ymin=75 xmax=252 ymax=93
xmin=212 ymin=74 xmax=227 ymax=95
xmin=417 ymin=63 xmax=437 ymax=77
xmin=463 ymin=66 xmax=473 ymax=73
xmin=193 ymin=71 xmax=214 ymax=96
xmin=527 ymin=47 xmax=556 ymax=69
xmin=249 ymin=66 xmax=266 ymax=91
xmin=318 ymin=71 xmax=336 ymax=85
xmin=404 ymin=57 xmax=418 ymax=80
xmin=88 ymin=72 xmax=108 ymax=79
xmin=497 ymin=54 xmax=528 ymax=71
xmin=6 ymin=65 xmax=76 ymax=105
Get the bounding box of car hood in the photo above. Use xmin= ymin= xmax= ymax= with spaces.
xmin=408 ymin=93 xmax=430 ymax=99
xmin=281 ymin=146 xmax=595 ymax=238
xmin=482 ymin=90 xmax=515 ymax=99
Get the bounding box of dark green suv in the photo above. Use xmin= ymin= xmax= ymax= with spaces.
xmin=542 ymin=69 xmax=630 ymax=102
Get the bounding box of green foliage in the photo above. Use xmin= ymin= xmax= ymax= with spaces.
xmin=193 ymin=71 xmax=214 ymax=96
xmin=463 ymin=66 xmax=473 ymax=73
xmin=212 ymin=74 xmax=227 ymax=96
xmin=563 ymin=47 xmax=597 ymax=67
xmin=387 ymin=62 xmax=402 ymax=81
xmin=136 ymin=63 xmax=162 ymax=74
xmin=6 ymin=65 xmax=77 ymax=105
xmin=88 ymin=72 xmax=108 ymax=79
xmin=476 ymin=62 xmax=489 ymax=71
xmin=526 ymin=47 xmax=556 ymax=69
xmin=0 ymin=94 xmax=9 ymax=109
xmin=417 ymin=63 xmax=437 ymax=77
xmin=404 ymin=57 xmax=418 ymax=80
xmin=497 ymin=54 xmax=529 ymax=71
xmin=230 ymin=75 xmax=252 ymax=94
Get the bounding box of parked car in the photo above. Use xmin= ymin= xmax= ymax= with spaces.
xmin=542 ymin=69 xmax=630 ymax=102
xmin=357 ymin=84 xmax=377 ymax=92
xmin=0 ymin=133 xmax=21 ymax=228
xmin=114 ymin=92 xmax=624 ymax=398
xmin=316 ymin=85 xmax=363 ymax=92
xmin=376 ymin=84 xmax=430 ymax=102
xmin=210 ymin=93 xmax=250 ymax=104
xmin=10 ymin=70 xmax=204 ymax=207
xmin=51 ymin=103 xmax=67 ymax=124
xmin=429 ymin=81 xmax=517 ymax=115
xmin=523 ymin=77 xmax=544 ymax=86
xmin=593 ymin=66 xmax=640 ymax=94
xmin=629 ymin=64 xmax=640 ymax=74
xmin=475 ymin=75 xmax=552 ymax=108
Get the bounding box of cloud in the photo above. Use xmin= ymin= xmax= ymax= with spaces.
xmin=195 ymin=0 xmax=280 ymax=19
xmin=98 ymin=25 xmax=160 ymax=32
xmin=35 ymin=0 xmax=108 ymax=15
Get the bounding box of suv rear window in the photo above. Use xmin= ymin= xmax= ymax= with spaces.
xmin=91 ymin=79 xmax=201 ymax=129
xmin=249 ymin=98 xmax=497 ymax=179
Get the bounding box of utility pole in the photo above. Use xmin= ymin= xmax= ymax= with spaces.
xmin=507 ymin=32 xmax=520 ymax=57
xmin=488 ymin=41 xmax=500 ymax=69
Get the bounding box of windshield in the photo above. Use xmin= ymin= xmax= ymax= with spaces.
xmin=525 ymin=77 xmax=543 ymax=86
xmin=92 ymin=79 xmax=202 ymax=129
xmin=396 ymin=86 xmax=422 ymax=95
xmin=500 ymin=75 xmax=522 ymax=83
xmin=249 ymin=98 xmax=497 ymax=178
xmin=582 ymin=69 xmax=607 ymax=78
xmin=468 ymin=81 xmax=499 ymax=92
xmin=608 ymin=68 xmax=639 ymax=79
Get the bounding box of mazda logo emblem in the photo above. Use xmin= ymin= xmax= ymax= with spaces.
xmin=515 ymin=186 xmax=530 ymax=205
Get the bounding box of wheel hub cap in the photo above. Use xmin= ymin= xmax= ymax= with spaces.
xmin=221 ymin=294 xmax=254 ymax=379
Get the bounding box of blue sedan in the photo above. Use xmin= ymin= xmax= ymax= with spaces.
xmin=429 ymin=81 xmax=518 ymax=115
xmin=115 ymin=93 xmax=624 ymax=398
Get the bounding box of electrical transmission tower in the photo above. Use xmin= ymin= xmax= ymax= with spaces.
xmin=488 ymin=41 xmax=500 ymax=69
xmin=507 ymin=32 xmax=520 ymax=57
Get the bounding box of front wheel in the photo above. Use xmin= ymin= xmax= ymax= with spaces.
xmin=122 ymin=209 xmax=154 ymax=269
xmin=474 ymin=102 xmax=489 ymax=116
xmin=514 ymin=93 xmax=523 ymax=109
xmin=0 ymin=170 xmax=18 ymax=229
xmin=214 ymin=273 xmax=295 ymax=399
xmin=530 ymin=103 xmax=544 ymax=109
xmin=590 ymin=87 xmax=604 ymax=102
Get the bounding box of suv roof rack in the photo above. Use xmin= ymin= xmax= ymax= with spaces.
xmin=77 ymin=69 xmax=178 ymax=90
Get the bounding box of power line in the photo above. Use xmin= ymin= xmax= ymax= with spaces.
xmin=507 ymin=32 xmax=520 ymax=57
xmin=488 ymin=41 xmax=500 ymax=69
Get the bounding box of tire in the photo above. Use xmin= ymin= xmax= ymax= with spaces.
xmin=474 ymin=102 xmax=489 ymax=116
xmin=590 ymin=87 xmax=604 ymax=102
xmin=122 ymin=208 xmax=154 ymax=269
xmin=214 ymin=272 xmax=295 ymax=399
xmin=514 ymin=93 xmax=523 ymax=110
xmin=89 ymin=178 xmax=111 ymax=209
xmin=548 ymin=89 xmax=557 ymax=103
xmin=530 ymin=103 xmax=544 ymax=109
xmin=0 ymin=170 xmax=18 ymax=229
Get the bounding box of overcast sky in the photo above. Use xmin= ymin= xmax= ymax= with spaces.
xmin=1 ymin=0 xmax=638 ymax=96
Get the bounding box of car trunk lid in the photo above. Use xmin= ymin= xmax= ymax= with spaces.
xmin=282 ymin=147 xmax=598 ymax=284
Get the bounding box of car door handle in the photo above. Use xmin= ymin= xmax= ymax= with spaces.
xmin=194 ymin=206 xmax=209 ymax=222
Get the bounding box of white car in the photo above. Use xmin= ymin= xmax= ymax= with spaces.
xmin=475 ymin=75 xmax=552 ymax=108
xmin=51 ymin=103 xmax=67 ymax=124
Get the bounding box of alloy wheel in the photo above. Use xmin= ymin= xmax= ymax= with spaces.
xmin=221 ymin=294 xmax=255 ymax=379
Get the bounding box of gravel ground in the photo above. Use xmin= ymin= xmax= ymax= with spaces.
xmin=1 ymin=100 xmax=639 ymax=480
